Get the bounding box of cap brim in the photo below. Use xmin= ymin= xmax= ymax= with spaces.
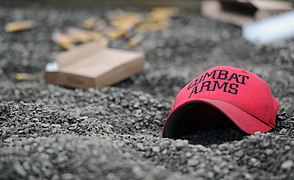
xmin=162 ymin=98 xmax=273 ymax=138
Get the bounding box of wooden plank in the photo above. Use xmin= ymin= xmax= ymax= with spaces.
xmin=44 ymin=42 xmax=144 ymax=89
xmin=201 ymin=0 xmax=293 ymax=26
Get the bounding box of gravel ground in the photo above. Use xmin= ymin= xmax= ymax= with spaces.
xmin=1 ymin=5 xmax=294 ymax=180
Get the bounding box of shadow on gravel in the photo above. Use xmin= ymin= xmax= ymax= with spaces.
xmin=178 ymin=127 xmax=246 ymax=146
xmin=165 ymin=103 xmax=248 ymax=145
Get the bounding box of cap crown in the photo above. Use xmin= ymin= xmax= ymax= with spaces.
xmin=172 ymin=66 xmax=277 ymax=127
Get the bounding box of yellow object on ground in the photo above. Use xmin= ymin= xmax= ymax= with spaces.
xmin=5 ymin=21 xmax=34 ymax=32
xmin=12 ymin=73 xmax=33 ymax=82
xmin=52 ymin=32 xmax=76 ymax=50
xmin=127 ymin=35 xmax=143 ymax=47
xmin=82 ymin=17 xmax=97 ymax=30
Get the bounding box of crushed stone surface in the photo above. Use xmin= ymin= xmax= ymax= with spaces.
xmin=1 ymin=5 xmax=294 ymax=180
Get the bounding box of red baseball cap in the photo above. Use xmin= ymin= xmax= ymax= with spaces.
xmin=162 ymin=66 xmax=280 ymax=138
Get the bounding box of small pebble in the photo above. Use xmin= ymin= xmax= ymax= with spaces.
xmin=281 ymin=160 xmax=294 ymax=169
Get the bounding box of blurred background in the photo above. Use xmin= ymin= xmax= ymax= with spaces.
xmin=1 ymin=0 xmax=202 ymax=9
xmin=1 ymin=0 xmax=294 ymax=10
